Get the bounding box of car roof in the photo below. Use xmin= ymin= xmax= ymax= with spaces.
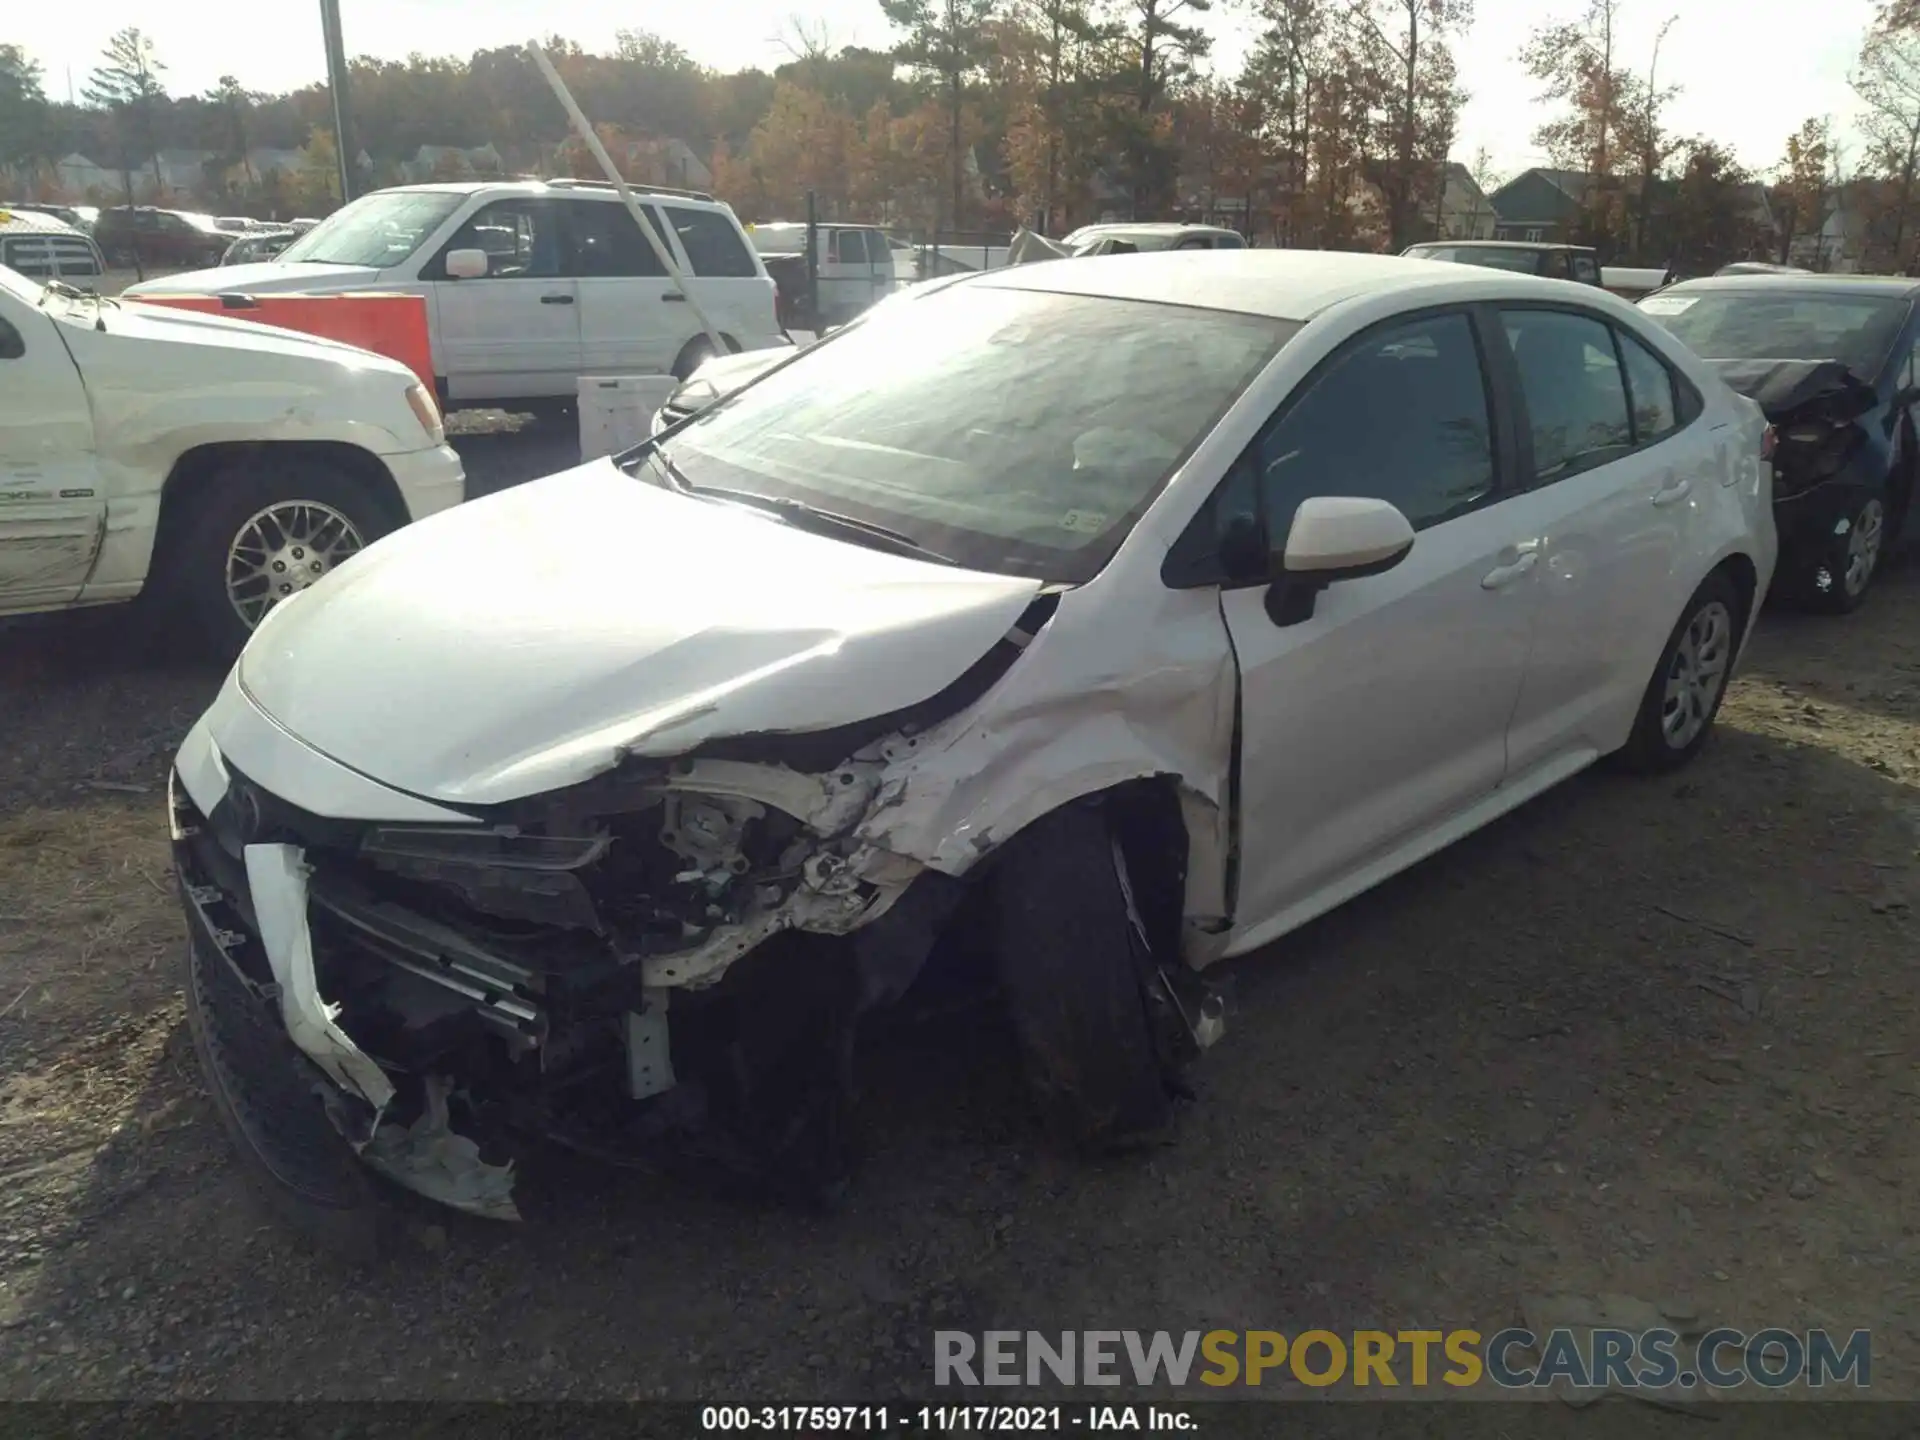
xmin=383 ymin=179 xmax=726 ymax=207
xmin=0 ymin=208 xmax=86 ymax=237
xmin=1406 ymin=239 xmax=1594 ymax=253
xmin=1070 ymin=222 xmax=1235 ymax=235
xmin=971 ymin=248 xmax=1613 ymax=321
xmin=1658 ymin=273 xmax=1920 ymax=300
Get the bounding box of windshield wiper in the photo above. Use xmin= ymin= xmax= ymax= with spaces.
xmin=660 ymin=471 xmax=956 ymax=567
xmin=39 ymin=280 xmax=117 ymax=329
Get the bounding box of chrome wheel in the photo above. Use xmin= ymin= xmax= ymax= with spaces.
xmin=1843 ymin=497 xmax=1885 ymax=598
xmin=1660 ymin=599 xmax=1733 ymax=750
xmin=225 ymin=500 xmax=365 ymax=630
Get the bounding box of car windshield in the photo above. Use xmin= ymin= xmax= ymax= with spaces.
xmin=649 ymin=284 xmax=1294 ymax=584
xmin=1407 ymin=244 xmax=1549 ymax=274
xmin=278 ymin=190 xmax=466 ymax=266
xmin=1640 ymin=290 xmax=1911 ymax=375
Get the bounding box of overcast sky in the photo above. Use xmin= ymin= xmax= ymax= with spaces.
xmin=9 ymin=0 xmax=1885 ymax=180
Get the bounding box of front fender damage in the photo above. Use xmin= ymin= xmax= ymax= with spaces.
xmin=175 ymin=588 xmax=1237 ymax=1223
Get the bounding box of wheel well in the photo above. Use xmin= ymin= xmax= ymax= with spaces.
xmin=1099 ymin=778 xmax=1191 ymax=966
xmin=1712 ymin=551 xmax=1759 ymax=638
xmin=151 ymin=441 xmax=407 ymax=584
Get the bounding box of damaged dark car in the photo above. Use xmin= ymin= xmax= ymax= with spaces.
xmin=1640 ymin=275 xmax=1918 ymax=611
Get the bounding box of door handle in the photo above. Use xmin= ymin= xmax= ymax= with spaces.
xmin=661 ymin=291 xmax=687 ymax=303
xmin=540 ymin=293 xmax=574 ymax=305
xmin=1652 ymin=476 xmax=1692 ymax=507
xmin=1481 ymin=551 xmax=1540 ymax=590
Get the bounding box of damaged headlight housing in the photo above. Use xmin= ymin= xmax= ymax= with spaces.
xmin=359 ymin=826 xmax=609 ymax=871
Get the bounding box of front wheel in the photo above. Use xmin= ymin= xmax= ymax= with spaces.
xmin=1800 ymin=491 xmax=1887 ymax=614
xmin=167 ymin=456 xmax=392 ymax=659
xmin=1614 ymin=570 xmax=1743 ymax=773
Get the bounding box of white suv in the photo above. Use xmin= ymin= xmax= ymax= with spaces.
xmin=125 ymin=180 xmax=786 ymax=411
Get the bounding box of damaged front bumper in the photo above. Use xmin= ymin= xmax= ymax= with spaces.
xmin=167 ymin=691 xmax=943 ymax=1220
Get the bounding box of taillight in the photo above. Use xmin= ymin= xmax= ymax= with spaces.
xmin=1760 ymin=424 xmax=1777 ymax=462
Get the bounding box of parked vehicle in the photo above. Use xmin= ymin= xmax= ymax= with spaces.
xmin=125 ymin=180 xmax=786 ymax=410
xmin=1060 ymin=222 xmax=1247 ymax=254
xmin=0 ymin=209 xmax=106 ymax=282
xmin=1641 ymin=274 xmax=1918 ymax=611
xmin=1715 ymin=261 xmax=1809 ymax=277
xmin=221 ymin=227 xmax=300 ymax=267
xmin=1600 ymin=266 xmax=1676 ymax=299
xmin=93 ymin=207 xmax=236 ymax=269
xmin=746 ymin=221 xmax=899 ymax=326
xmin=3 ymin=202 xmax=94 ymax=233
xmin=168 ymin=249 xmax=1773 ymax=1245
xmin=1403 ymin=239 xmax=1604 ymax=285
xmin=0 ymin=265 xmax=464 ymax=654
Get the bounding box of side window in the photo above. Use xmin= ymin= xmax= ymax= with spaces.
xmin=1244 ymin=311 xmax=1496 ymax=543
xmin=438 ymin=199 xmax=562 ymax=279
xmin=1571 ymin=254 xmax=1599 ymax=284
xmin=663 ymin=205 xmax=758 ymax=278
xmin=1615 ymin=327 xmax=1679 ymax=444
xmin=1500 ymin=309 xmax=1634 ymax=483
xmin=565 ymin=200 xmax=667 ymax=277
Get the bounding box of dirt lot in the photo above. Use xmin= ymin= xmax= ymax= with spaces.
xmin=3 ymin=453 xmax=1918 ymax=1402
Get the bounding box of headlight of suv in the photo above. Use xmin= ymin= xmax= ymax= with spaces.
xmin=405 ymin=382 xmax=445 ymax=445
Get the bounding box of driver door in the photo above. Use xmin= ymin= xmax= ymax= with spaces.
xmin=1210 ymin=308 xmax=1540 ymax=942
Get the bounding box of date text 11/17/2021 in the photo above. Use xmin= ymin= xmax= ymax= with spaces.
xmin=700 ymin=1405 xmax=1198 ymax=1431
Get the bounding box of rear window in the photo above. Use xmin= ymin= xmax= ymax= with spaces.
xmin=1641 ymin=290 xmax=1911 ymax=375
xmin=1213 ymin=231 xmax=1246 ymax=249
xmin=1 ymin=234 xmax=103 ymax=278
xmin=747 ymin=225 xmax=806 ymax=255
xmin=1408 ymin=245 xmax=1547 ymax=275
xmin=661 ymin=205 xmax=757 ymax=278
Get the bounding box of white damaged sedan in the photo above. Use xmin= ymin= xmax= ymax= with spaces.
xmin=170 ymin=250 xmax=1776 ymax=1244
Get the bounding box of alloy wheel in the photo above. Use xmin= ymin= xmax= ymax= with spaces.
xmin=225 ymin=500 xmax=365 ymax=630
xmin=1843 ymin=497 xmax=1886 ymax=599
xmin=1660 ymin=599 xmax=1733 ymax=750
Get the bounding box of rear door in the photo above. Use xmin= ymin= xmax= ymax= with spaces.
xmin=0 ymin=290 xmax=103 ymax=610
xmin=1490 ymin=305 xmax=1717 ymax=777
xmin=426 ymin=197 xmax=580 ymax=401
xmin=653 ymin=202 xmax=781 ymax=350
xmin=565 ymin=196 xmax=677 ymax=377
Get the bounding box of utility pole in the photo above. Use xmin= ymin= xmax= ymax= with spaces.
xmin=320 ymin=0 xmax=356 ymax=204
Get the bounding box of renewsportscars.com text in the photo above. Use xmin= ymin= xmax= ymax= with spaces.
xmin=933 ymin=1328 xmax=1871 ymax=1390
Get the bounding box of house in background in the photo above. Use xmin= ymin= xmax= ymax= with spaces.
xmin=402 ymin=144 xmax=505 ymax=183
xmin=1488 ymin=168 xmax=1601 ymax=242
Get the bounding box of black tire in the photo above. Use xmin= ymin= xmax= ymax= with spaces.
xmin=1798 ymin=489 xmax=1890 ymax=615
xmin=1614 ymin=569 xmax=1744 ymax=774
xmin=165 ymin=455 xmax=392 ymax=660
xmin=990 ymin=803 xmax=1174 ymax=1151
xmin=182 ymin=938 xmax=382 ymax=1262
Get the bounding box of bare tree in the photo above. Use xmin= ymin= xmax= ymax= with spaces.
xmin=1855 ymin=22 xmax=1920 ymax=267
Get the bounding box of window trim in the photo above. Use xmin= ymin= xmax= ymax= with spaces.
xmin=1163 ymin=302 xmax=1516 ymax=590
xmin=1489 ymin=300 xmax=1705 ymax=490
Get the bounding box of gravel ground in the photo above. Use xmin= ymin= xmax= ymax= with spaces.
xmin=2 ymin=473 xmax=1918 ymax=1405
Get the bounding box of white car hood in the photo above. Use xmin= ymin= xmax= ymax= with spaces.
xmin=236 ymin=460 xmax=1044 ymax=807
xmin=122 ymin=261 xmax=387 ymax=296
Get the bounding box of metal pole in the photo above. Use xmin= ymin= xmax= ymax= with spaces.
xmin=320 ymin=0 xmax=355 ymax=204
xmin=804 ymin=191 xmax=819 ymax=331
xmin=525 ymin=40 xmax=725 ymax=356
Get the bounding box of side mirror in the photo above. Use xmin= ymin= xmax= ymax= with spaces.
xmin=444 ymin=248 xmax=489 ymax=280
xmin=1265 ymin=496 xmax=1415 ymax=627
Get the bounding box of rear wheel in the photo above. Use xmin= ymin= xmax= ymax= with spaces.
xmin=1614 ymin=570 xmax=1742 ymax=773
xmin=165 ymin=455 xmax=392 ymax=659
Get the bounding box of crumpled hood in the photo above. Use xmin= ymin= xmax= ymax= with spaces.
xmin=1708 ymin=357 xmax=1877 ymax=421
xmin=122 ymin=261 xmax=387 ymax=297
xmin=236 ymin=460 xmax=1043 ymax=807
